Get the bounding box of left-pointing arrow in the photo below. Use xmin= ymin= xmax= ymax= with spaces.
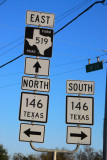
xmin=70 ymin=131 xmax=87 ymax=140
xmin=33 ymin=61 xmax=41 ymax=73
xmin=24 ymin=128 xmax=41 ymax=137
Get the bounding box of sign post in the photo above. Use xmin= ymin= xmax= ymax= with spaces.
xmin=66 ymin=79 xmax=94 ymax=147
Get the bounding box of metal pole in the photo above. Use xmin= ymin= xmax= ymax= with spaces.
xmin=53 ymin=151 xmax=57 ymax=160
xmin=103 ymin=71 xmax=107 ymax=160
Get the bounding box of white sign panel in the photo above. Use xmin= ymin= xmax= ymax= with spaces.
xmin=66 ymin=96 xmax=94 ymax=125
xmin=19 ymin=92 xmax=49 ymax=123
xmin=21 ymin=76 xmax=50 ymax=92
xmin=66 ymin=126 xmax=91 ymax=145
xmin=26 ymin=10 xmax=55 ymax=28
xmin=19 ymin=123 xmax=45 ymax=143
xmin=66 ymin=80 xmax=95 ymax=95
xmin=24 ymin=57 xmax=50 ymax=76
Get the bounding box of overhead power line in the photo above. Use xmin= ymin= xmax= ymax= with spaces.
xmin=54 ymin=0 xmax=106 ymax=35
xmin=55 ymin=0 xmax=92 ymax=23
xmin=0 ymin=0 xmax=7 ymax=6
xmin=0 ymin=0 xmax=105 ymax=69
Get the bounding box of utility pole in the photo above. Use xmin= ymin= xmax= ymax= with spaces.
xmin=103 ymin=71 xmax=107 ymax=160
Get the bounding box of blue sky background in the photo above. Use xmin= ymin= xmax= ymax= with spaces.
xmin=0 ymin=0 xmax=107 ymax=158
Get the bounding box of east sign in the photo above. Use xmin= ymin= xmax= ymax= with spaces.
xmin=26 ymin=10 xmax=55 ymax=28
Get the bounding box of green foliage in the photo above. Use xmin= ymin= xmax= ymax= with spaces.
xmin=0 ymin=144 xmax=9 ymax=160
xmin=0 ymin=144 xmax=103 ymax=160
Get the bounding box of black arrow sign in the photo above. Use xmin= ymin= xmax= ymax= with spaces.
xmin=70 ymin=131 xmax=87 ymax=140
xmin=33 ymin=61 xmax=41 ymax=73
xmin=24 ymin=128 xmax=41 ymax=137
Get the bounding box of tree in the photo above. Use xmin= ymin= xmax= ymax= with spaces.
xmin=12 ymin=153 xmax=39 ymax=160
xmin=12 ymin=153 xmax=27 ymax=160
xmin=0 ymin=144 xmax=10 ymax=160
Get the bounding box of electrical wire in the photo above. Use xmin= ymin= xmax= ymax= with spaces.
xmin=0 ymin=36 xmax=24 ymax=50
xmin=55 ymin=0 xmax=92 ymax=23
xmin=0 ymin=42 xmax=23 ymax=57
xmin=54 ymin=0 xmax=106 ymax=35
xmin=55 ymin=38 xmax=107 ymax=53
xmin=0 ymin=0 xmax=105 ymax=69
xmin=0 ymin=0 xmax=7 ymax=6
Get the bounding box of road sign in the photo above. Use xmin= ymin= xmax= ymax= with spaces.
xmin=66 ymin=96 xmax=94 ymax=125
xmin=66 ymin=126 xmax=91 ymax=145
xmin=24 ymin=57 xmax=50 ymax=76
xmin=19 ymin=123 xmax=45 ymax=143
xmin=26 ymin=10 xmax=55 ymax=28
xmin=66 ymin=80 xmax=95 ymax=95
xmin=24 ymin=27 xmax=54 ymax=57
xmin=86 ymin=61 xmax=103 ymax=72
xmin=21 ymin=76 xmax=50 ymax=92
xmin=19 ymin=92 xmax=49 ymax=123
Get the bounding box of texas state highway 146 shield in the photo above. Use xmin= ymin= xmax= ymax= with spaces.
xmin=24 ymin=27 xmax=54 ymax=58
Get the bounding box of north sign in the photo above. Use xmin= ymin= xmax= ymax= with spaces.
xmin=66 ymin=96 xmax=94 ymax=125
xmin=24 ymin=57 xmax=50 ymax=76
xmin=21 ymin=76 xmax=50 ymax=92
xmin=19 ymin=92 xmax=49 ymax=123
xmin=26 ymin=10 xmax=55 ymax=28
xmin=19 ymin=123 xmax=45 ymax=143
xmin=24 ymin=27 xmax=54 ymax=58
xmin=66 ymin=80 xmax=95 ymax=95
xmin=66 ymin=126 xmax=91 ymax=145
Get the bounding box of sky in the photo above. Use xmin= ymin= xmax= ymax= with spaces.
xmin=0 ymin=0 xmax=107 ymax=158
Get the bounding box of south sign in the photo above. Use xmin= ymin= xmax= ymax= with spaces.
xmin=66 ymin=80 xmax=95 ymax=95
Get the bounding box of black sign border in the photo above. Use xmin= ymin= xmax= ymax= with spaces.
xmin=66 ymin=96 xmax=94 ymax=125
xmin=19 ymin=123 xmax=45 ymax=143
xmin=19 ymin=92 xmax=49 ymax=123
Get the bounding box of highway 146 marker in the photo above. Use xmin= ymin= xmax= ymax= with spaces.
xmin=66 ymin=126 xmax=91 ymax=145
xmin=19 ymin=123 xmax=45 ymax=143
xmin=24 ymin=57 xmax=50 ymax=76
xmin=66 ymin=96 xmax=94 ymax=125
xmin=19 ymin=92 xmax=49 ymax=123
xmin=24 ymin=27 xmax=54 ymax=57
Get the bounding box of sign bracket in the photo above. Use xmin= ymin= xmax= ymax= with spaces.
xmin=30 ymin=142 xmax=80 ymax=160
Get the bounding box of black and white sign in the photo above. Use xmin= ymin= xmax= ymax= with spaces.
xmin=22 ymin=76 xmax=50 ymax=92
xmin=19 ymin=123 xmax=45 ymax=143
xmin=66 ymin=126 xmax=91 ymax=145
xmin=66 ymin=80 xmax=95 ymax=95
xmin=26 ymin=10 xmax=55 ymax=28
xmin=66 ymin=96 xmax=94 ymax=125
xmin=24 ymin=57 xmax=50 ymax=76
xmin=24 ymin=27 xmax=54 ymax=57
xmin=19 ymin=92 xmax=49 ymax=123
